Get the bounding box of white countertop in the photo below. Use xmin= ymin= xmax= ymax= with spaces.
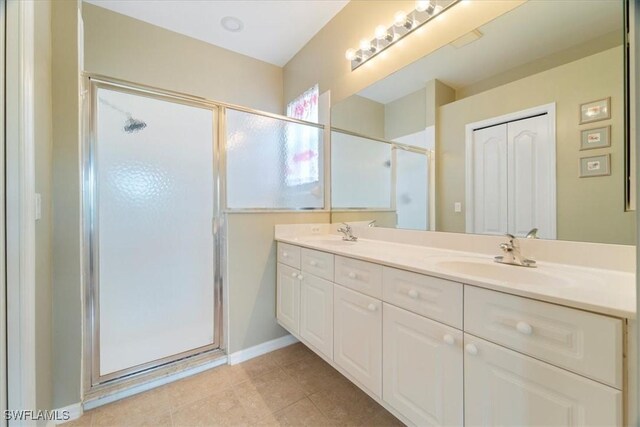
xmin=276 ymin=233 xmax=636 ymax=319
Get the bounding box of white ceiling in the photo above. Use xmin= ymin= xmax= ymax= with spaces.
xmin=358 ymin=0 xmax=622 ymax=104
xmin=84 ymin=0 xmax=349 ymax=66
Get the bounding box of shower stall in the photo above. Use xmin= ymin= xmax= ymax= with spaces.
xmin=83 ymin=75 xmax=326 ymax=396
xmin=84 ymin=78 xmax=224 ymax=389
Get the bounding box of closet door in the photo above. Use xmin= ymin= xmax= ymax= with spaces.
xmin=470 ymin=124 xmax=508 ymax=235
xmin=507 ymin=115 xmax=555 ymax=239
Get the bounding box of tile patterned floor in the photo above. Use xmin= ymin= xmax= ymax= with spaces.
xmin=63 ymin=343 xmax=404 ymax=427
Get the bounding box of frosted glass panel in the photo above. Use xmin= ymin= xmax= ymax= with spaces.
xmin=96 ymin=88 xmax=215 ymax=376
xmin=331 ymin=131 xmax=392 ymax=209
xmin=226 ymin=109 xmax=324 ymax=209
xmin=396 ymin=149 xmax=429 ymax=230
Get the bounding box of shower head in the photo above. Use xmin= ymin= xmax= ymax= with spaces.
xmin=123 ymin=116 xmax=147 ymax=133
xmin=99 ymin=97 xmax=148 ymax=133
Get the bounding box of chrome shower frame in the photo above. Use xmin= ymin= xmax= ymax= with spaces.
xmin=81 ymin=74 xmax=327 ymax=400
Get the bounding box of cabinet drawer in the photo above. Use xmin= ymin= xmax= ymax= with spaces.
xmin=464 ymin=286 xmax=623 ymax=389
xmin=334 ymin=256 xmax=383 ymax=299
xmin=301 ymin=248 xmax=334 ymax=281
xmin=383 ymin=267 xmax=463 ymax=329
xmin=464 ymin=334 xmax=622 ymax=427
xmin=277 ymin=243 xmax=301 ymax=269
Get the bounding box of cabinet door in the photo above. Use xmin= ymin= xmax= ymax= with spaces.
xmin=334 ymin=284 xmax=382 ymax=397
xmin=464 ymin=334 xmax=622 ymax=427
xmin=383 ymin=304 xmax=463 ymax=426
xmin=300 ymin=274 xmax=333 ymax=359
xmin=277 ymin=263 xmax=300 ymax=334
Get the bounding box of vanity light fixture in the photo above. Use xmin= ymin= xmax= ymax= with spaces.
xmin=345 ymin=0 xmax=459 ymax=71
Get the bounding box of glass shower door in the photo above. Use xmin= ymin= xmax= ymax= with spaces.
xmin=92 ymin=84 xmax=218 ymax=382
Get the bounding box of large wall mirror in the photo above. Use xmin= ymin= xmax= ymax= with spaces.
xmin=331 ymin=0 xmax=635 ymax=245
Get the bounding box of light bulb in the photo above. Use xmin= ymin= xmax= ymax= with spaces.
xmin=394 ymin=10 xmax=407 ymax=26
xmin=359 ymin=39 xmax=371 ymax=51
xmin=415 ymin=0 xmax=432 ymax=12
xmin=345 ymin=48 xmax=357 ymax=61
xmin=375 ymin=25 xmax=388 ymax=40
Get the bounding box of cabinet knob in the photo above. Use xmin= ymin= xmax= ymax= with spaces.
xmin=408 ymin=289 xmax=419 ymax=299
xmin=298 ymin=274 xmax=304 ymax=280
xmin=465 ymin=344 xmax=478 ymax=355
xmin=310 ymin=260 xmax=318 ymax=267
xmin=291 ymin=272 xmax=297 ymax=278
xmin=282 ymin=252 xmax=288 ymax=258
xmin=516 ymin=321 xmax=533 ymax=335
xmin=443 ymin=334 xmax=455 ymax=345
xmin=348 ymin=272 xmax=357 ymax=279
xmin=367 ymin=303 xmax=377 ymax=312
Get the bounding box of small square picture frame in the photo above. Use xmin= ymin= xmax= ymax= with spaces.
xmin=580 ymin=126 xmax=611 ymax=151
xmin=580 ymin=154 xmax=611 ymax=178
xmin=579 ymin=97 xmax=610 ymax=124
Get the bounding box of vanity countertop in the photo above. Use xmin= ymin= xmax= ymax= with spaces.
xmin=276 ymin=233 xmax=636 ymax=319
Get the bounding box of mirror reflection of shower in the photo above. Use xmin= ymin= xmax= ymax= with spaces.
xmin=99 ymin=97 xmax=147 ymax=133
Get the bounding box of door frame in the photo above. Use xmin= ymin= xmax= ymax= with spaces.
xmin=464 ymin=103 xmax=557 ymax=237
xmin=5 ymin=0 xmax=37 ymax=417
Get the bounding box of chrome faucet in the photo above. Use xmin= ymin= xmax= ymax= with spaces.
xmin=495 ymin=233 xmax=536 ymax=268
xmin=337 ymin=223 xmax=358 ymax=241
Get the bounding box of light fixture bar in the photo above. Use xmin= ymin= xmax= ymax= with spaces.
xmin=346 ymin=0 xmax=460 ymax=71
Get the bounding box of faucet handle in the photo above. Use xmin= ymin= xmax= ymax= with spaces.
xmin=526 ymin=228 xmax=539 ymax=239
xmin=340 ymin=222 xmax=352 ymax=231
xmin=368 ymin=220 xmax=376 ymax=228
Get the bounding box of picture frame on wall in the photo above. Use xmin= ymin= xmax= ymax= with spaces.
xmin=580 ymin=126 xmax=611 ymax=150
xmin=579 ymin=97 xmax=610 ymax=124
xmin=579 ymin=154 xmax=611 ymax=178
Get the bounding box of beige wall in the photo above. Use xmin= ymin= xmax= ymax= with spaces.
xmin=52 ymin=0 xmax=82 ymax=408
xmin=83 ymin=3 xmax=283 ymax=113
xmin=384 ymin=88 xmax=426 ymax=141
xmin=437 ymin=46 xmax=635 ymax=245
xmin=226 ymin=212 xmax=329 ymax=353
xmin=284 ymin=1 xmax=524 ymax=106
xmin=331 ymin=95 xmax=384 ymax=139
xmin=35 ymin=0 xmax=53 ymax=411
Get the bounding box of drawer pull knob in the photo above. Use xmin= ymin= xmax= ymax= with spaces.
xmin=408 ymin=289 xmax=419 ymax=299
xmin=367 ymin=303 xmax=377 ymax=312
xmin=516 ymin=321 xmax=533 ymax=335
xmin=465 ymin=344 xmax=478 ymax=356
xmin=443 ymin=334 xmax=455 ymax=345
xmin=348 ymin=272 xmax=357 ymax=279
xmin=298 ymin=274 xmax=304 ymax=280
xmin=291 ymin=272 xmax=298 ymax=278
xmin=283 ymin=252 xmax=288 ymax=258
xmin=310 ymin=260 xmax=318 ymax=266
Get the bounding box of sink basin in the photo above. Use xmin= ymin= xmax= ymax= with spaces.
xmin=435 ymin=259 xmax=573 ymax=287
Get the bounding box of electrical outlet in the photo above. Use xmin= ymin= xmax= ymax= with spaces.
xmin=454 ymin=202 xmax=462 ymax=213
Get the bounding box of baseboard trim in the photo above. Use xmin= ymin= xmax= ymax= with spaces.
xmin=83 ymin=356 xmax=228 ymax=411
xmin=46 ymin=402 xmax=83 ymax=426
xmin=228 ymin=334 xmax=298 ymax=365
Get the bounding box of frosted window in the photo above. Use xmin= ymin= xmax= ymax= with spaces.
xmin=226 ymin=109 xmax=324 ymax=209
xmin=331 ymin=131 xmax=392 ymax=209
xmin=95 ymin=87 xmax=215 ymax=376
xmin=396 ymin=149 xmax=429 ymax=230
